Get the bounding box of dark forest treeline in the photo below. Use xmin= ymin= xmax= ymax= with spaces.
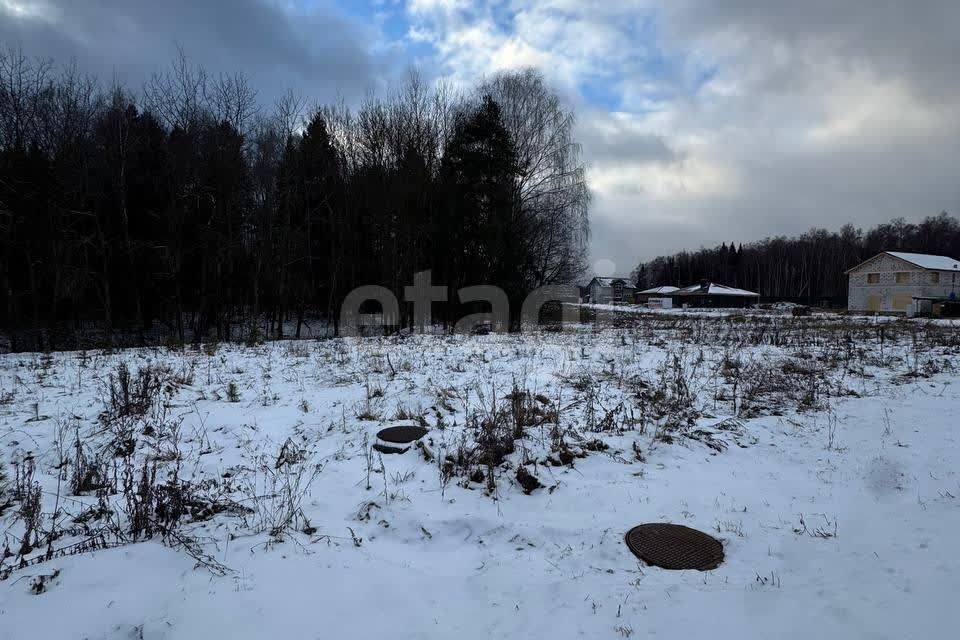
xmin=0 ymin=48 xmax=589 ymax=348
xmin=633 ymin=213 xmax=960 ymax=302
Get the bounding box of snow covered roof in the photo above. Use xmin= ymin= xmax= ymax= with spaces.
xmin=590 ymin=276 xmax=633 ymax=286
xmin=675 ymin=282 xmax=760 ymax=297
xmin=886 ymin=252 xmax=960 ymax=272
xmin=638 ymin=285 xmax=680 ymax=294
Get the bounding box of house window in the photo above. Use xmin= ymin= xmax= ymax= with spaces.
xmin=867 ymin=273 xmax=880 ymax=284
xmin=930 ymin=272 xmax=940 ymax=284
xmin=895 ymin=272 xmax=910 ymax=284
xmin=612 ymin=281 xmax=623 ymax=302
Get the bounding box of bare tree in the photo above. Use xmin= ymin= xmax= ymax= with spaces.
xmin=142 ymin=46 xmax=208 ymax=132
xmin=0 ymin=47 xmax=53 ymax=152
xmin=274 ymin=89 xmax=307 ymax=140
xmin=210 ymin=72 xmax=259 ymax=136
xmin=477 ymin=68 xmax=590 ymax=286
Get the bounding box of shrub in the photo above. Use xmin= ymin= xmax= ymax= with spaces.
xmin=101 ymin=362 xmax=170 ymax=420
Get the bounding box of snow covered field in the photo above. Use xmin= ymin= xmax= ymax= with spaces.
xmin=2 ymin=316 xmax=959 ymax=639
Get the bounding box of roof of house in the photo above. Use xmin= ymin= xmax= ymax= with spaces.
xmin=589 ymin=276 xmax=634 ymax=287
xmin=845 ymin=251 xmax=960 ymax=273
xmin=886 ymin=252 xmax=960 ymax=272
xmin=675 ymin=282 xmax=760 ymax=297
xmin=638 ymin=285 xmax=680 ymax=294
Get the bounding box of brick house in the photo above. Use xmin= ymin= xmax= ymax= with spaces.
xmin=845 ymin=251 xmax=960 ymax=314
xmin=586 ymin=277 xmax=635 ymax=304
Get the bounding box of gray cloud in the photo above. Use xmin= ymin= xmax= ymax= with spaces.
xmin=584 ymin=0 xmax=960 ymax=276
xmin=576 ymin=113 xmax=681 ymax=166
xmin=665 ymin=0 xmax=960 ymax=102
xmin=0 ymin=0 xmax=397 ymax=107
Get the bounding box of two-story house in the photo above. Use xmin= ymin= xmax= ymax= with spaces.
xmin=846 ymin=251 xmax=960 ymax=314
xmin=586 ymin=277 xmax=635 ymax=304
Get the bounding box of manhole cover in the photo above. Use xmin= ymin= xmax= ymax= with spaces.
xmin=625 ymin=523 xmax=724 ymax=570
xmin=376 ymin=425 xmax=428 ymax=443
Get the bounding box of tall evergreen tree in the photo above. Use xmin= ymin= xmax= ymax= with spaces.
xmin=442 ymin=96 xmax=523 ymax=306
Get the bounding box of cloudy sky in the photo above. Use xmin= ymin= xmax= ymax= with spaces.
xmin=3 ymin=0 xmax=958 ymax=277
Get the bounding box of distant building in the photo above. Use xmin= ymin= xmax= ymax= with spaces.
xmin=586 ymin=277 xmax=635 ymax=304
xmin=672 ymin=281 xmax=760 ymax=308
xmin=845 ymin=251 xmax=960 ymax=314
xmin=577 ymin=284 xmax=591 ymax=303
xmin=634 ymin=285 xmax=679 ymax=304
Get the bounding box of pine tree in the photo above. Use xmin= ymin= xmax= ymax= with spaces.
xmin=441 ymin=95 xmax=523 ymax=303
xmin=297 ymin=112 xmax=341 ymax=335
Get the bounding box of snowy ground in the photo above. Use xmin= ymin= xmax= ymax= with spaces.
xmin=576 ymin=301 xmax=960 ymax=325
xmin=1 ymin=317 xmax=959 ymax=639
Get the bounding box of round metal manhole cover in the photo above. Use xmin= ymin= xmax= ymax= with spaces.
xmin=625 ymin=523 xmax=724 ymax=571
xmin=376 ymin=425 xmax=428 ymax=444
